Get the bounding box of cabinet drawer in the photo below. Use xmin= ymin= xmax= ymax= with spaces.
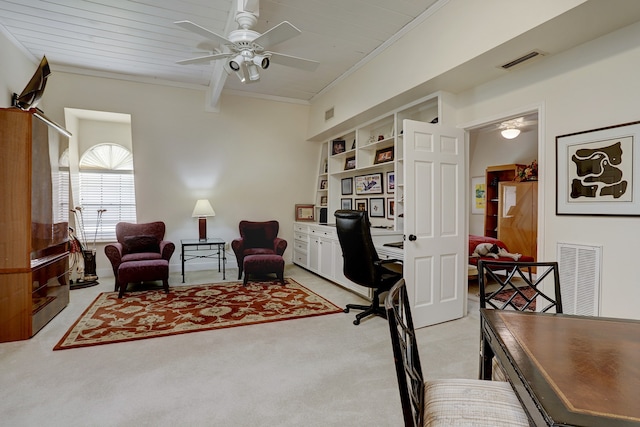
xmin=32 ymin=255 xmax=67 ymax=293
xmin=294 ymin=224 xmax=308 ymax=233
xmin=294 ymin=232 xmax=308 ymax=242
xmin=293 ymin=253 xmax=308 ymax=265
xmin=294 ymin=240 xmax=308 ymax=253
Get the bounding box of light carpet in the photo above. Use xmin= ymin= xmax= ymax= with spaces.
xmin=54 ymin=278 xmax=342 ymax=350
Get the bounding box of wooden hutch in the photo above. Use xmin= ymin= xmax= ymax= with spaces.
xmin=0 ymin=108 xmax=70 ymax=342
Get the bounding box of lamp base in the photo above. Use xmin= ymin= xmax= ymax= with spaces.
xmin=198 ymin=217 xmax=207 ymax=241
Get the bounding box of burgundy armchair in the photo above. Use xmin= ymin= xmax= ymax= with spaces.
xmin=231 ymin=220 xmax=287 ymax=280
xmin=104 ymin=221 xmax=175 ymax=295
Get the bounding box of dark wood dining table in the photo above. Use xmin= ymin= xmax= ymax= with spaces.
xmin=480 ymin=309 xmax=640 ymax=427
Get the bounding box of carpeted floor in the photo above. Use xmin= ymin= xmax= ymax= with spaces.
xmin=54 ymin=278 xmax=342 ymax=350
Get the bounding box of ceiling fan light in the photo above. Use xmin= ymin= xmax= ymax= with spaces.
xmin=229 ymin=54 xmax=244 ymax=71
xmin=247 ymin=63 xmax=260 ymax=81
xmin=253 ymin=55 xmax=270 ymax=69
xmin=501 ymin=128 xmax=521 ymax=139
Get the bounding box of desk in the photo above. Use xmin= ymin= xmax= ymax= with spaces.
xmin=181 ymin=238 xmax=226 ymax=282
xmin=480 ymin=309 xmax=640 ymax=426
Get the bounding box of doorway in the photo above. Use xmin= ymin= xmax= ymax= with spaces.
xmin=466 ymin=109 xmax=541 ymax=297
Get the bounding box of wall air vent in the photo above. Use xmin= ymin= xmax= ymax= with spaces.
xmin=557 ymin=242 xmax=601 ymax=316
xmin=500 ymin=50 xmax=544 ymax=70
xmin=325 ymin=107 xmax=334 ymax=121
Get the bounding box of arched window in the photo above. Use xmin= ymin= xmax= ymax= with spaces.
xmin=79 ymin=143 xmax=137 ymax=241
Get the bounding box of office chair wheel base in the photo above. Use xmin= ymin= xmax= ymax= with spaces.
xmin=343 ymin=307 xmax=350 ymax=313
xmin=353 ymin=319 xmax=360 ymax=325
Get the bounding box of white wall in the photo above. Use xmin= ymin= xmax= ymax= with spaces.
xmin=307 ymin=0 xmax=585 ymax=138
xmin=0 ymin=28 xmax=39 ymax=108
xmin=456 ymin=21 xmax=640 ymax=319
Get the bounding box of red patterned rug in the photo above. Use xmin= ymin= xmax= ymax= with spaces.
xmin=490 ymin=287 xmax=536 ymax=311
xmin=54 ymin=278 xmax=342 ymax=350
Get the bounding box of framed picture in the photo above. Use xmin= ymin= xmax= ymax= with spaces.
xmin=319 ymin=179 xmax=327 ymax=190
xmin=370 ymin=198 xmax=385 ymax=218
xmin=341 ymin=177 xmax=353 ymax=195
xmin=341 ymin=198 xmax=352 ymax=210
xmin=557 ymin=120 xmax=640 ymax=216
xmin=355 ymin=198 xmax=368 ymax=212
xmin=344 ymin=156 xmax=356 ymax=170
xmin=387 ymin=198 xmax=395 ymax=219
xmin=374 ymin=146 xmax=394 ymax=164
xmin=355 ymin=173 xmax=383 ymax=195
xmin=320 ymin=196 xmax=327 ymax=206
xmin=471 ymin=176 xmax=485 ymax=215
xmin=295 ymin=204 xmax=315 ymax=221
xmin=386 ymin=171 xmax=395 ymax=194
xmin=332 ymin=139 xmax=346 ymax=155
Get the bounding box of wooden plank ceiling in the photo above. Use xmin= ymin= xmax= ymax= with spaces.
xmin=0 ymin=0 xmax=439 ymax=102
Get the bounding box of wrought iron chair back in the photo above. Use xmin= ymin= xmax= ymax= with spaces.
xmin=478 ymin=260 xmax=563 ymax=313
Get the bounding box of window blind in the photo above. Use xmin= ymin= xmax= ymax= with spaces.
xmin=79 ymin=169 xmax=136 ymax=242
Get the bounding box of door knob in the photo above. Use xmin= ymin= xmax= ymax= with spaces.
xmin=408 ymin=234 xmax=417 ymax=241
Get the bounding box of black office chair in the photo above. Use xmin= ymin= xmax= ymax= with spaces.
xmin=477 ymin=259 xmax=562 ymax=381
xmin=385 ymin=279 xmax=529 ymax=427
xmin=334 ymin=210 xmax=402 ymax=325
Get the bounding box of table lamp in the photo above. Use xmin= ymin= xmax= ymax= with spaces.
xmin=192 ymin=199 xmax=215 ymax=241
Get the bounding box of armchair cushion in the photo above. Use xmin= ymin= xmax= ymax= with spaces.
xmin=243 ymin=227 xmax=271 ymax=249
xmin=123 ymin=235 xmax=160 ymax=254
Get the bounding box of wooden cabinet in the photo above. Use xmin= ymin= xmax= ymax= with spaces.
xmin=498 ymin=181 xmax=538 ymax=260
xmin=483 ymin=164 xmax=523 ymax=238
xmin=0 ymin=108 xmax=70 ymax=342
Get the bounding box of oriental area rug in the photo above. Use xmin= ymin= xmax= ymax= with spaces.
xmin=54 ymin=278 xmax=342 ymax=350
xmin=489 ymin=287 xmax=536 ymax=311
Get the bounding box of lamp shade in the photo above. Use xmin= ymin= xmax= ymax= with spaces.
xmin=501 ymin=128 xmax=521 ymax=139
xmin=192 ymin=199 xmax=215 ymax=217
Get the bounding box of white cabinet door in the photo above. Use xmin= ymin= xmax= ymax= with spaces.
xmin=404 ymin=119 xmax=465 ymax=329
xmin=308 ymin=236 xmax=320 ymax=273
xmin=319 ymin=237 xmax=333 ymax=278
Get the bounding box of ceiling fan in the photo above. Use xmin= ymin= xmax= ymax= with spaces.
xmin=175 ymin=0 xmax=319 ymax=84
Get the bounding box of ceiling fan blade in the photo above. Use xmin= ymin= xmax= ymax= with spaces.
xmin=176 ymin=53 xmax=230 ymax=65
xmin=253 ymin=21 xmax=301 ymax=50
xmin=174 ymin=20 xmax=232 ymax=47
xmin=268 ymin=52 xmax=319 ymax=72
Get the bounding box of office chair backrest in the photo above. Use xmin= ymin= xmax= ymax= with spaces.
xmin=334 ymin=209 xmax=380 ymax=287
xmin=385 ymin=278 xmax=424 ymax=427
xmin=477 ymin=260 xmax=563 ymax=313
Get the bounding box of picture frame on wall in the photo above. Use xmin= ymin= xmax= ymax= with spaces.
xmin=471 ymin=176 xmax=485 ymax=215
xmin=344 ymin=156 xmax=356 ymax=170
xmin=341 ymin=177 xmax=353 ymax=195
xmin=387 ymin=198 xmax=395 ymax=219
xmin=295 ymin=204 xmax=315 ymax=221
xmin=355 ymin=198 xmax=368 ymax=212
xmin=556 ymin=120 xmax=640 ymax=216
xmin=386 ymin=171 xmax=395 ymax=194
xmin=355 ymin=173 xmax=383 ymax=195
xmin=320 ymin=196 xmax=327 ymax=206
xmin=332 ymin=139 xmax=346 ymax=155
xmin=374 ymin=146 xmax=394 ymax=164
xmin=341 ymin=198 xmax=352 ymax=210
xmin=319 ymin=179 xmax=327 ymax=190
xmin=370 ymin=198 xmax=385 ymax=217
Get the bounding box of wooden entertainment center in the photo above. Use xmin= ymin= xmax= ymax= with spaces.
xmin=0 ymin=108 xmax=70 ymax=343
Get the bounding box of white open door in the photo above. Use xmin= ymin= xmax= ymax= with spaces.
xmin=403 ymin=119 xmax=465 ymax=328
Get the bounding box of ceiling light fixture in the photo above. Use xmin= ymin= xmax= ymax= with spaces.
xmin=501 ymin=128 xmax=521 ymax=139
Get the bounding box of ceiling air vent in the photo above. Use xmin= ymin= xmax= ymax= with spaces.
xmin=500 ymin=50 xmax=544 ymax=70
xmin=325 ymin=107 xmax=334 ymax=121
